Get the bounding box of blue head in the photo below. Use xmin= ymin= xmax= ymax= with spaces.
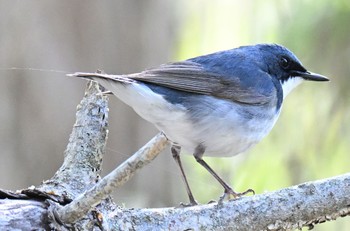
xmin=189 ymin=43 xmax=329 ymax=99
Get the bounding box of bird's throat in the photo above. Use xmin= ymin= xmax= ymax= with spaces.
xmin=281 ymin=77 xmax=303 ymax=98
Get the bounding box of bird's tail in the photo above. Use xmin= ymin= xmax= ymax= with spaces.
xmin=67 ymin=72 xmax=135 ymax=84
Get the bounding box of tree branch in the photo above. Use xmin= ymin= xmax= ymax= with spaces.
xmin=0 ymin=80 xmax=111 ymax=230
xmin=107 ymin=173 xmax=350 ymax=230
xmin=55 ymin=132 xmax=169 ymax=224
xmin=0 ymin=199 xmax=49 ymax=230
xmin=37 ymin=80 xmax=109 ymax=200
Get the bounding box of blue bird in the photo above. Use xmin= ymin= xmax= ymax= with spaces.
xmin=70 ymin=44 xmax=329 ymax=205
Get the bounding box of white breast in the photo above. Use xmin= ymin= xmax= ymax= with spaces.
xmin=175 ymin=97 xmax=281 ymax=157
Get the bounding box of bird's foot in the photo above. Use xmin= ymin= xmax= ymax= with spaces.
xmin=177 ymin=199 xmax=199 ymax=208
xmin=207 ymin=199 xmax=217 ymax=204
xmin=218 ymin=188 xmax=255 ymax=205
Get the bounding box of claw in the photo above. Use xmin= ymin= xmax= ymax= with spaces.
xmin=218 ymin=188 xmax=255 ymax=205
xmin=177 ymin=200 xmax=198 ymax=208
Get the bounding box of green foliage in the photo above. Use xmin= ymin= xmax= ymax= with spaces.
xmin=175 ymin=1 xmax=350 ymax=230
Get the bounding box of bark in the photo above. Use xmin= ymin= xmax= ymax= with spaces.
xmin=106 ymin=173 xmax=350 ymax=230
xmin=0 ymin=199 xmax=49 ymax=230
xmin=0 ymin=80 xmax=349 ymax=230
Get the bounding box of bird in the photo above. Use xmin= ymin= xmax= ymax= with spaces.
xmin=69 ymin=44 xmax=329 ymax=206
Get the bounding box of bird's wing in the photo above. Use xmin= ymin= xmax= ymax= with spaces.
xmin=128 ymin=61 xmax=275 ymax=105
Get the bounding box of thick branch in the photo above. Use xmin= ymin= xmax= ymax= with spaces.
xmin=108 ymin=173 xmax=350 ymax=230
xmin=38 ymin=80 xmax=109 ymax=200
xmin=0 ymin=199 xmax=49 ymax=230
xmin=1 ymin=173 xmax=349 ymax=230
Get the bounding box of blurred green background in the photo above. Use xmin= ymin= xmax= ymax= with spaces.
xmin=0 ymin=1 xmax=349 ymax=230
xmin=175 ymin=1 xmax=350 ymax=230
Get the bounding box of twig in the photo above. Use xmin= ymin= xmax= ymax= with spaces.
xmin=56 ymin=132 xmax=169 ymax=224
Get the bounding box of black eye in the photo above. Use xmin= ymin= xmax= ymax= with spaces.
xmin=280 ymin=57 xmax=290 ymax=69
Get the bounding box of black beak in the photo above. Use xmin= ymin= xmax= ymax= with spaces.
xmin=292 ymin=71 xmax=329 ymax=82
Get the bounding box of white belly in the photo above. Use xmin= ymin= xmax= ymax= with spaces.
xmin=156 ymin=98 xmax=280 ymax=157
xmin=95 ymin=79 xmax=280 ymax=157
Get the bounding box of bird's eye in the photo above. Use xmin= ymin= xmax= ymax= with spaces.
xmin=280 ymin=57 xmax=290 ymax=69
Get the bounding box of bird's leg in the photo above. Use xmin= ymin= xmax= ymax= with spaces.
xmin=171 ymin=145 xmax=198 ymax=206
xmin=193 ymin=145 xmax=255 ymax=203
xmin=95 ymin=80 xmax=113 ymax=96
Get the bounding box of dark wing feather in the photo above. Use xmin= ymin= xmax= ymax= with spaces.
xmin=128 ymin=61 xmax=275 ymax=105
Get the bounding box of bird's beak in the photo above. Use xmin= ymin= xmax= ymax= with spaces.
xmin=292 ymin=71 xmax=329 ymax=82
